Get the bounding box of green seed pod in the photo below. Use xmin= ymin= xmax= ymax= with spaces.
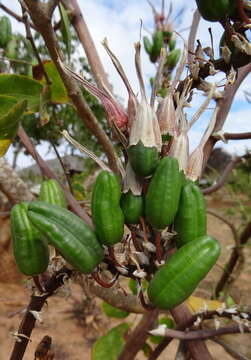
xmin=150 ymin=31 xmax=164 ymax=63
xmin=11 ymin=202 xmax=49 ymax=276
xmin=128 ymin=141 xmax=159 ymax=177
xmin=168 ymin=39 xmax=176 ymax=51
xmin=5 ymin=35 xmax=18 ymax=59
xmin=195 ymin=0 xmax=236 ymax=22
xmin=143 ymin=36 xmax=153 ymax=55
xmin=28 ymin=201 xmax=104 ymax=274
xmin=147 ymin=235 xmax=220 ymax=309
xmin=166 ymin=49 xmax=181 ymax=69
xmin=121 ymin=190 xmax=144 ymax=224
xmin=145 ymin=157 xmax=182 ymax=229
xmin=0 ymin=16 xmax=12 ymax=48
xmin=39 ymin=179 xmax=67 ymax=208
xmin=91 ymin=171 xmax=124 ymax=246
xmin=174 ymin=179 xmax=207 ymax=248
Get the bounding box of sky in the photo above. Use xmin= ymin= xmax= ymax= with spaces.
xmin=1 ymin=0 xmax=251 ymax=169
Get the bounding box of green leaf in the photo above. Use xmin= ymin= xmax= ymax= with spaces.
xmin=92 ymin=323 xmax=129 ymax=360
xmin=102 ymin=302 xmax=129 ymax=319
xmin=33 ymin=61 xmax=69 ymax=104
xmin=58 ymin=3 xmax=72 ymax=58
xmin=128 ymin=278 xmax=137 ymax=295
xmin=0 ymin=95 xmax=18 ymax=117
xmin=0 ymin=99 xmax=27 ymax=156
xmin=0 ymin=74 xmax=42 ymax=113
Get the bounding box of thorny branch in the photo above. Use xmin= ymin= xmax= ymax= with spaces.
xmin=10 ymin=267 xmax=72 ymax=360
xmin=148 ymin=308 xmax=251 ymax=360
xmin=170 ymin=304 xmax=212 ymax=360
xmin=21 ymin=5 xmax=51 ymax=85
xmin=156 ymin=325 xmax=251 ymax=340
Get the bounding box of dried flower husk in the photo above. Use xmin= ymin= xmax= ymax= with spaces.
xmin=157 ymin=93 xmax=177 ymax=136
xmin=186 ymin=106 xmax=218 ymax=181
xmin=128 ymin=43 xmax=162 ymax=177
xmin=122 ymin=162 xmax=142 ymax=196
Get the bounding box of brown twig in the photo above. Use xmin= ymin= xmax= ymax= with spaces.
xmin=88 ymin=280 xmax=144 ymax=314
xmin=139 ymin=290 xmax=156 ymax=311
xmin=118 ymin=309 xmax=159 ymax=360
xmin=207 ymin=209 xmax=238 ymax=243
xmin=158 ymin=325 xmax=250 ymax=340
xmin=150 ymin=305 xmax=227 ymax=360
xmin=148 ymin=308 xmax=251 ymax=360
xmin=67 ymin=0 xmax=112 ymax=91
xmin=130 ymin=227 xmax=143 ymax=252
xmin=187 ymin=9 xmax=200 ymax=68
xmin=23 ymin=0 xmax=120 ymax=175
xmin=215 ymin=220 xmax=251 ymax=297
xmin=49 ymin=137 xmax=73 ymax=193
xmin=21 ymin=7 xmax=51 ymax=85
xmin=154 ymin=231 xmax=163 ymax=263
xmin=215 ymin=132 xmax=251 ymax=140
xmin=91 ymin=269 xmax=118 ymax=288
xmin=170 ymin=304 xmax=212 ymax=360
xmin=203 ymin=157 xmax=241 ymax=195
xmin=211 ymin=338 xmax=250 ymax=360
xmin=10 ymin=267 xmax=72 ymax=360
xmin=18 ymin=125 xmax=93 ymax=227
xmin=0 ymin=3 xmax=36 ymax=29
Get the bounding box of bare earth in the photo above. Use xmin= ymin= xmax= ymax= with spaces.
xmin=0 ymin=196 xmax=251 ymax=359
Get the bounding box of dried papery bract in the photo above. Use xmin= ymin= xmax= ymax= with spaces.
xmin=221 ymin=44 xmax=232 ymax=64
xmin=128 ymin=42 xmax=162 ymax=177
xmin=102 ymin=38 xmax=138 ymax=131
xmin=61 ymin=130 xmax=113 ymax=172
xmin=157 ymin=92 xmax=177 ymax=136
xmin=169 ymin=111 xmax=189 ymax=172
xmin=123 ymin=162 xmax=142 ymax=196
xmin=231 ymin=34 xmax=251 ymax=56
xmin=58 ymin=59 xmax=128 ymax=131
xmin=168 ymin=79 xmax=192 ymax=171
xmin=186 ymin=106 xmax=219 ymax=181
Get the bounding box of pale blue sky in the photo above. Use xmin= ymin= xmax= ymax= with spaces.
xmin=1 ymin=0 xmax=251 ymax=168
